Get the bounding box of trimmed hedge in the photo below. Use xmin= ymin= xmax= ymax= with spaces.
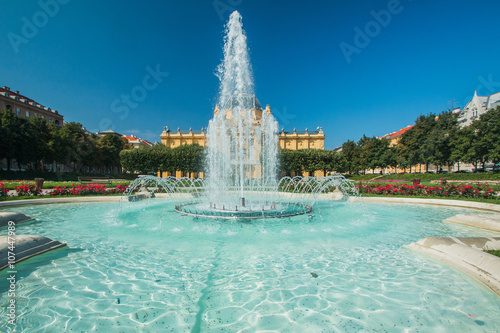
xmin=0 ymin=170 xmax=138 ymax=181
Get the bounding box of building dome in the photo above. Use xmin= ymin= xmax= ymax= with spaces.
xmin=223 ymin=94 xmax=262 ymax=110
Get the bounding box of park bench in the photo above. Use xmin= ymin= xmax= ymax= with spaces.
xmin=78 ymin=177 xmax=113 ymax=185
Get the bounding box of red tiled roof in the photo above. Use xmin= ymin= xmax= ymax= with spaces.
xmin=386 ymin=125 xmax=414 ymax=139
xmin=123 ymin=135 xmax=153 ymax=147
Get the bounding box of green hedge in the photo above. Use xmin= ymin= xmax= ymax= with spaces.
xmin=0 ymin=170 xmax=139 ymax=181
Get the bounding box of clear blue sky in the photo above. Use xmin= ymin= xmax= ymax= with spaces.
xmin=1 ymin=0 xmax=500 ymax=148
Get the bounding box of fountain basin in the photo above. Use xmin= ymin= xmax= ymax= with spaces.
xmin=1 ymin=200 xmax=500 ymax=332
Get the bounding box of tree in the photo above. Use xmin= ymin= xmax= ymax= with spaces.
xmin=450 ymin=126 xmax=482 ymax=171
xmin=340 ymin=140 xmax=361 ymax=174
xmin=279 ymin=149 xmax=303 ymax=176
xmin=428 ymin=111 xmax=459 ymax=171
xmin=357 ymin=135 xmax=371 ymax=173
xmin=172 ymin=143 xmax=205 ymax=176
xmin=30 ymin=115 xmax=56 ymax=170
xmin=474 ymin=106 xmax=500 ymax=166
xmin=99 ymin=134 xmax=129 ymax=172
xmin=397 ymin=114 xmax=436 ymax=172
xmin=58 ymin=122 xmax=87 ymax=171
xmin=0 ymin=109 xmax=34 ymax=170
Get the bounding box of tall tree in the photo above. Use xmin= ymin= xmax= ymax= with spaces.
xmin=30 ymin=115 xmax=55 ymax=170
xmin=474 ymin=106 xmax=500 ymax=166
xmin=340 ymin=140 xmax=360 ymax=174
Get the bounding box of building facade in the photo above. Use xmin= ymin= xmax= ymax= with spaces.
xmin=0 ymin=86 xmax=64 ymax=126
xmin=1 ymin=85 xmax=65 ymax=171
xmin=160 ymin=104 xmax=325 ymax=151
xmin=456 ymin=91 xmax=500 ymax=127
xmin=159 ymin=102 xmax=326 ymax=178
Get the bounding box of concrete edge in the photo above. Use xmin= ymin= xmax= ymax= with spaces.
xmin=405 ymin=237 xmax=500 ymax=296
xmin=350 ymin=196 xmax=500 ymax=213
xmin=0 ymin=212 xmax=35 ymax=227
xmin=0 ymin=235 xmax=68 ymax=271
xmin=0 ymin=196 xmax=123 ymax=208
xmin=444 ymin=214 xmax=500 ymax=232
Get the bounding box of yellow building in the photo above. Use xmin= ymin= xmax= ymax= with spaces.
xmin=160 ymin=127 xmax=207 ymax=148
xmin=279 ymin=127 xmax=325 ymax=150
xmin=159 ymin=102 xmax=326 ymax=178
xmin=378 ymin=124 xmax=428 ymax=174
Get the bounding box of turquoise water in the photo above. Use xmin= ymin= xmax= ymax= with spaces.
xmin=1 ymin=200 xmax=499 ymax=332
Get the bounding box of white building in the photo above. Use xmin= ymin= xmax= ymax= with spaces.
xmin=122 ymin=135 xmax=153 ymax=149
xmin=457 ymin=91 xmax=500 ymax=127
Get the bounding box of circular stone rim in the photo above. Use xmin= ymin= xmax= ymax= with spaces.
xmin=174 ymin=202 xmax=312 ymax=219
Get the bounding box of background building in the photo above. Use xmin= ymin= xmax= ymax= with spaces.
xmin=122 ymin=135 xmax=153 ymax=149
xmin=160 ymin=103 xmax=325 ymax=150
xmin=0 ymin=86 xmax=64 ymax=126
xmin=159 ymin=100 xmax=326 ymax=178
xmin=456 ymin=91 xmax=500 ymax=127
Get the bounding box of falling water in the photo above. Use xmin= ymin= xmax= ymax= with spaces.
xmin=205 ymin=11 xmax=279 ymax=210
xmin=123 ymin=11 xmax=359 ymax=219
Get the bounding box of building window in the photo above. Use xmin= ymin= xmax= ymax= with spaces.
xmin=26 ymin=111 xmax=30 ymax=118
xmin=6 ymin=104 xmax=12 ymax=111
xmin=48 ymin=118 xmax=52 ymax=124
xmin=41 ymin=115 xmax=45 ymax=119
xmin=16 ymin=107 xmax=20 ymax=116
xmin=34 ymin=112 xmax=38 ymax=117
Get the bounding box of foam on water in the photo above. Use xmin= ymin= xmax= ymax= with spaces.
xmin=1 ymin=201 xmax=499 ymax=332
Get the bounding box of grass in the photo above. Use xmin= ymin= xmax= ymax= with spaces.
xmin=0 ymin=170 xmax=139 ymax=181
xmin=485 ymin=250 xmax=500 ymax=258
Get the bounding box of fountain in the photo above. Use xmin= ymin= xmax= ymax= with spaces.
xmin=124 ymin=11 xmax=358 ymax=218
xmin=4 ymin=12 xmax=500 ymax=333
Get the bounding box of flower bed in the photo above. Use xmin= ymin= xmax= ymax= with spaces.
xmin=48 ymin=184 xmax=128 ymax=196
xmin=14 ymin=184 xmax=41 ymax=196
xmin=356 ymin=182 xmax=498 ymax=200
xmin=0 ymin=183 xmax=128 ymax=198
xmin=0 ymin=183 xmax=9 ymax=197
